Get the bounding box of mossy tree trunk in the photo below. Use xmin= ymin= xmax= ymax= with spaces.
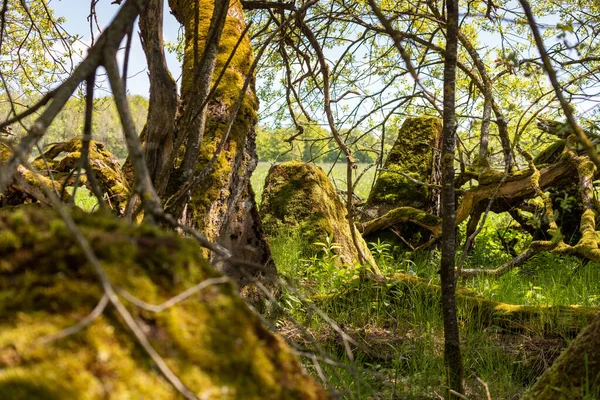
xmin=524 ymin=311 xmax=600 ymax=399
xmin=138 ymin=0 xmax=274 ymax=279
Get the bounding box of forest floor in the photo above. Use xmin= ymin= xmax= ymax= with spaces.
xmin=75 ymin=163 xmax=600 ymax=398
xmin=251 ymin=162 xmax=600 ymax=399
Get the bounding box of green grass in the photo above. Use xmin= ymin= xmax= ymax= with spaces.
xmin=266 ymin=212 xmax=600 ymax=399
xmin=77 ymin=159 xmax=597 ymax=398
xmin=67 ymin=186 xmax=99 ymax=212
xmin=251 ymin=162 xmax=376 ymax=204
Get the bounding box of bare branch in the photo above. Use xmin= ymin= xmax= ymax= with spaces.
xmin=40 ymin=295 xmax=109 ymax=344
xmin=118 ymin=277 xmax=230 ymax=313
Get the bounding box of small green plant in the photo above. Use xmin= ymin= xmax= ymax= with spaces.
xmin=524 ymin=281 xmax=546 ymax=305
xmin=297 ymin=234 xmax=356 ymax=294
xmin=368 ymin=238 xmax=394 ymax=263
xmin=314 ymin=234 xmax=343 ymax=262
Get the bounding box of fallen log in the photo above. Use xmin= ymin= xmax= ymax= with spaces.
xmin=316 ymin=273 xmax=598 ymax=337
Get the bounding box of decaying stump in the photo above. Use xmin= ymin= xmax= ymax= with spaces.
xmin=0 ymin=207 xmax=326 ymax=400
xmin=524 ymin=311 xmax=600 ymax=399
xmin=366 ymin=116 xmax=442 ymax=216
xmin=362 ymin=116 xmax=442 ymax=248
xmin=260 ymin=161 xmax=377 ymax=268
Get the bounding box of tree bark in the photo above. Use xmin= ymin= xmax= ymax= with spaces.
xmin=152 ymin=0 xmax=274 ymax=278
xmin=440 ymin=0 xmax=464 ymax=395
xmin=138 ymin=0 xmax=178 ymax=187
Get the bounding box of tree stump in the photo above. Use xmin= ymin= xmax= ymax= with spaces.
xmin=260 ymin=161 xmax=376 ymax=268
xmin=363 ymin=116 xmax=443 ymax=248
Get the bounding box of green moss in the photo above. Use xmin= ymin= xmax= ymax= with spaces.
xmin=168 ymin=0 xmax=259 ymax=241
xmin=0 ymin=207 xmax=326 ymax=399
xmin=523 ymin=312 xmax=600 ymax=399
xmin=260 ymin=161 xmax=376 ymax=268
xmin=533 ymin=140 xmax=566 ymax=165
xmin=0 ymin=230 xmax=21 ymax=252
xmin=0 ymin=144 xmax=69 ymax=205
xmin=317 ymin=273 xmax=598 ymax=338
xmin=360 ymin=206 xmax=442 ymax=237
xmin=367 ymin=116 xmax=442 ymax=209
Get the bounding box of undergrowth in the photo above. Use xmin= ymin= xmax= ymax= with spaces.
xmin=268 ymin=215 xmax=600 ymax=399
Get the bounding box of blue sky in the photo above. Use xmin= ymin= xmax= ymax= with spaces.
xmin=49 ymin=0 xmax=182 ymax=97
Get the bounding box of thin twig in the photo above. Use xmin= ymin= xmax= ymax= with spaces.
xmin=40 ymin=295 xmax=109 ymax=344
xmin=118 ymin=277 xmax=229 ymax=313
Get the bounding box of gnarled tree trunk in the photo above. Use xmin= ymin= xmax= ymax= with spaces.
xmin=139 ymin=0 xmax=274 ymax=283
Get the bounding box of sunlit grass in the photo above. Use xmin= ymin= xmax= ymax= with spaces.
xmin=66 ymin=186 xmax=99 ymax=212
xmin=267 ymin=215 xmax=600 ymax=399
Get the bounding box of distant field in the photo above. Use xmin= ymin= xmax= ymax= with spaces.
xmin=251 ymin=162 xmax=376 ymax=204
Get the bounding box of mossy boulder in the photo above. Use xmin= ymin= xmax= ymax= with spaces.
xmin=0 ymin=207 xmax=326 ymax=399
xmin=366 ymin=116 xmax=442 ymax=216
xmin=260 ymin=161 xmax=376 ymax=267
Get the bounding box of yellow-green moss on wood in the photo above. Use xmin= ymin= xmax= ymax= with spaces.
xmin=33 ymin=138 xmax=129 ymax=209
xmin=0 ymin=207 xmax=326 ymax=400
xmin=359 ymin=206 xmax=442 ymax=237
xmin=168 ymin=0 xmax=258 ymax=242
xmin=260 ymin=161 xmax=376 ymax=267
xmin=315 ymin=272 xmax=598 ymax=337
xmin=366 ymin=116 xmax=442 ymax=212
xmin=0 ymin=145 xmax=69 ymax=205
